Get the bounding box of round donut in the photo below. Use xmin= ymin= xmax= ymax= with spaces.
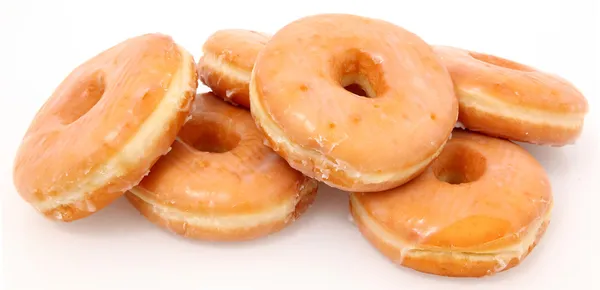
xmin=433 ymin=45 xmax=589 ymax=146
xmin=126 ymin=92 xmax=318 ymax=241
xmin=12 ymin=33 xmax=198 ymax=222
xmin=197 ymin=29 xmax=270 ymax=108
xmin=250 ymin=14 xmax=458 ymax=192
xmin=349 ymin=129 xmax=553 ymax=277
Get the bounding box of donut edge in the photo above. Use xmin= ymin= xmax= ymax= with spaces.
xmin=125 ymin=178 xmax=318 ymax=241
xmin=433 ymin=45 xmax=588 ymax=146
xmin=197 ymin=51 xmax=252 ymax=109
xmin=348 ymin=194 xmax=553 ymax=277
xmin=457 ymin=89 xmax=587 ymax=146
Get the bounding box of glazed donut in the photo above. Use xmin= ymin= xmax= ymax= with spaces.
xmin=12 ymin=33 xmax=198 ymax=222
xmin=126 ymin=93 xmax=318 ymax=241
xmin=349 ymin=130 xmax=553 ymax=277
xmin=434 ymin=45 xmax=588 ymax=146
xmin=250 ymin=14 xmax=458 ymax=192
xmin=198 ymin=29 xmax=270 ymax=108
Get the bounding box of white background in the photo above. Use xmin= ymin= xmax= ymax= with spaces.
xmin=1 ymin=0 xmax=598 ymax=289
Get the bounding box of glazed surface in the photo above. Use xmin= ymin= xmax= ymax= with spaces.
xmin=132 ymin=93 xmax=315 ymax=214
xmin=250 ymin=14 xmax=457 ymax=191
xmin=13 ymin=33 xmax=198 ymax=221
xmin=198 ymin=29 xmax=270 ymax=108
xmin=350 ymin=130 xmax=553 ymax=276
xmin=434 ymin=45 xmax=588 ymax=145
xmin=127 ymin=93 xmax=318 ymax=239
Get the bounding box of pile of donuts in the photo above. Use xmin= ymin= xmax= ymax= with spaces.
xmin=13 ymin=14 xmax=588 ymax=278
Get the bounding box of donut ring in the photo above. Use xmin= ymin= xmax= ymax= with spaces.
xmin=434 ymin=45 xmax=589 ymax=146
xmin=12 ymin=34 xmax=198 ymax=222
xmin=349 ymin=130 xmax=553 ymax=277
xmin=250 ymin=14 xmax=458 ymax=192
xmin=126 ymin=93 xmax=318 ymax=241
xmin=198 ymin=29 xmax=270 ymax=108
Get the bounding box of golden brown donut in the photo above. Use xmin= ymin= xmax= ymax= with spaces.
xmin=126 ymin=92 xmax=318 ymax=241
xmin=12 ymin=33 xmax=198 ymax=222
xmin=250 ymin=14 xmax=458 ymax=192
xmin=349 ymin=130 xmax=553 ymax=277
xmin=197 ymin=29 xmax=270 ymax=108
xmin=434 ymin=45 xmax=589 ymax=146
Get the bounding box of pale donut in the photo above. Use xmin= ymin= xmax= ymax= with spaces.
xmin=250 ymin=14 xmax=458 ymax=192
xmin=350 ymin=129 xmax=553 ymax=277
xmin=434 ymin=45 xmax=589 ymax=146
xmin=197 ymin=29 xmax=270 ymax=108
xmin=13 ymin=33 xmax=198 ymax=222
xmin=126 ymin=93 xmax=318 ymax=241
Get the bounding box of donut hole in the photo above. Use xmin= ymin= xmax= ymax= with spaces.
xmin=469 ymin=52 xmax=534 ymax=72
xmin=60 ymin=71 xmax=106 ymax=124
xmin=179 ymin=119 xmax=241 ymax=153
xmin=334 ymin=49 xmax=385 ymax=98
xmin=432 ymin=143 xmax=486 ymax=184
xmin=342 ymin=76 xmax=371 ymax=98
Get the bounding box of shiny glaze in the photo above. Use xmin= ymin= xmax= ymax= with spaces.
xmin=198 ymin=29 xmax=270 ymax=108
xmin=131 ymin=93 xmax=316 ymax=215
xmin=434 ymin=45 xmax=588 ymax=145
xmin=351 ymin=130 xmax=552 ymax=251
xmin=13 ymin=33 xmax=198 ymax=221
xmin=250 ymin=14 xmax=457 ymax=191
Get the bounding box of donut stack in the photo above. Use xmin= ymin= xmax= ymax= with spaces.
xmin=13 ymin=13 xmax=589 ymax=278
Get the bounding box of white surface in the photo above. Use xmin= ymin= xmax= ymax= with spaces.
xmin=1 ymin=0 xmax=599 ymax=289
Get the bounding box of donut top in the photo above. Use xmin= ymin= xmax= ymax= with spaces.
xmin=202 ymin=29 xmax=270 ymax=72
xmin=13 ymin=33 xmax=193 ymax=203
xmin=135 ymin=93 xmax=310 ymax=215
xmin=353 ymin=130 xmax=553 ymax=251
xmin=434 ymin=45 xmax=588 ymax=115
xmin=252 ymin=14 xmax=457 ymax=175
